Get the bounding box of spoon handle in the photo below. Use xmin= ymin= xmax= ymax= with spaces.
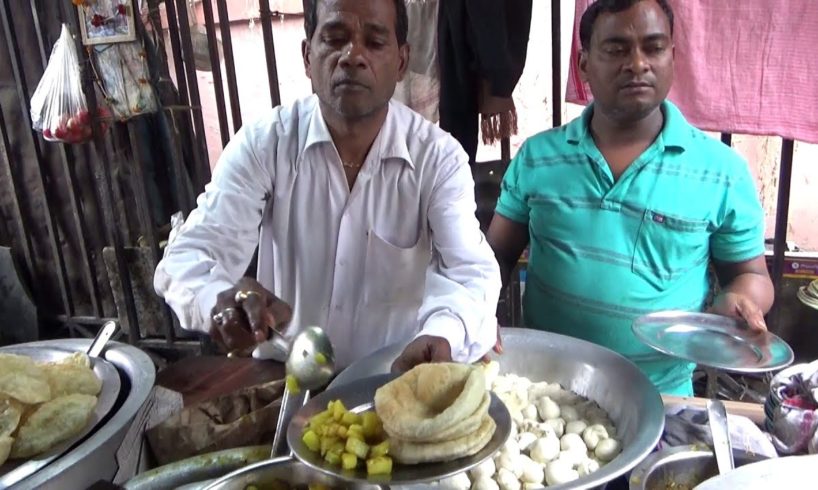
xmin=707 ymin=399 xmax=734 ymax=474
xmin=87 ymin=320 xmax=118 ymax=358
xmin=271 ymin=386 xmax=310 ymax=458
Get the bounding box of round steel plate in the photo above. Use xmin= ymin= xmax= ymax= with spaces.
xmin=632 ymin=311 xmax=794 ymax=373
xmin=695 ymin=454 xmax=818 ymax=489
xmin=628 ymin=445 xmax=769 ymax=490
xmin=328 ymin=328 xmax=665 ymax=490
xmin=0 ymin=344 xmax=121 ymax=488
xmin=797 ymin=282 xmax=818 ymax=310
xmin=287 ymin=373 xmax=511 ymax=485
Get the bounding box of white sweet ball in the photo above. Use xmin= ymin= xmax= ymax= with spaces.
xmin=472 ymin=477 xmax=500 ymax=490
xmin=560 ymin=433 xmax=587 ymax=453
xmin=529 ymin=435 xmax=561 ymax=464
xmin=536 ymin=397 xmax=561 ymax=421
xmin=469 ymin=458 xmax=496 ymax=482
xmin=495 ymin=468 xmax=522 ymax=490
xmin=438 ymin=472 xmax=470 ymax=490
xmin=544 ymin=459 xmax=580 ymax=486
xmin=595 ymin=438 xmax=622 ymax=462
xmin=560 ymin=405 xmax=580 ymax=422
xmin=565 ymin=420 xmax=588 ymax=435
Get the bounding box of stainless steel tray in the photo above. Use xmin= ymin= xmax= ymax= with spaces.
xmin=695 ymin=453 xmax=818 ymax=489
xmin=628 ymin=445 xmax=768 ymax=490
xmin=329 ymin=328 xmax=665 ymax=490
xmin=288 ymin=373 xmax=511 ymax=486
xmin=5 ymin=339 xmax=154 ymax=490
xmin=204 ymin=456 xmax=384 ymax=490
xmin=632 ymin=311 xmax=794 ymax=373
xmin=0 ymin=343 xmax=122 ymax=488
xmin=123 ymin=445 xmax=272 ymax=490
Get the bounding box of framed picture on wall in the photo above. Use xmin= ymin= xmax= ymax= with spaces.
xmin=77 ymin=0 xmax=137 ymax=46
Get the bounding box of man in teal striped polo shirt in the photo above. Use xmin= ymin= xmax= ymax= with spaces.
xmin=487 ymin=0 xmax=774 ymax=395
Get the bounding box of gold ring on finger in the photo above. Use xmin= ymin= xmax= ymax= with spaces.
xmin=234 ymin=290 xmax=263 ymax=304
xmin=221 ymin=306 xmax=240 ymax=321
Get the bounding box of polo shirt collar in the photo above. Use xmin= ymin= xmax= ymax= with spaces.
xmin=565 ymin=100 xmax=691 ymax=152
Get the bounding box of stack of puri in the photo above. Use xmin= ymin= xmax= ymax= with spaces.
xmin=0 ymin=352 xmax=101 ymax=466
xmin=374 ymin=363 xmax=495 ymax=465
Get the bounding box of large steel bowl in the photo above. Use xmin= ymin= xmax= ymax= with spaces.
xmin=203 ymin=456 xmax=385 ymax=490
xmin=3 ymin=339 xmax=155 ymax=490
xmin=628 ymin=445 xmax=768 ymax=490
xmin=330 ymin=327 xmax=665 ymax=490
xmin=124 ymin=446 xmax=273 ymax=490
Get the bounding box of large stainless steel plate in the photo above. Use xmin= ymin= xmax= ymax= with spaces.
xmin=204 ymin=456 xmax=384 ymax=490
xmin=695 ymin=453 xmax=818 ymax=490
xmin=0 ymin=344 xmax=121 ymax=488
xmin=797 ymin=281 xmax=818 ymax=310
xmin=329 ymin=328 xmax=665 ymax=490
xmin=288 ymin=373 xmax=512 ymax=485
xmin=628 ymin=445 xmax=768 ymax=490
xmin=4 ymin=339 xmax=154 ymax=490
xmin=124 ymin=445 xmax=272 ymax=490
xmin=632 ymin=311 xmax=794 ymax=373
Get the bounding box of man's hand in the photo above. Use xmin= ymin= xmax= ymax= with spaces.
xmin=391 ymin=336 xmax=452 ymax=373
xmin=481 ymin=322 xmax=504 ymax=363
xmin=708 ymin=291 xmax=767 ymax=332
xmin=209 ymin=277 xmax=293 ymax=352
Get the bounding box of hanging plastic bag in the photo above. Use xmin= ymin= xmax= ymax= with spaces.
xmin=93 ymin=41 xmax=158 ymax=120
xmin=29 ymin=24 xmax=102 ymax=144
xmin=769 ymin=361 xmax=818 ymax=455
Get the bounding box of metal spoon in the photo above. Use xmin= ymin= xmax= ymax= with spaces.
xmin=87 ymin=320 xmax=118 ymax=358
xmin=707 ymin=399 xmax=735 ymax=474
xmin=270 ymin=326 xmax=336 ymax=458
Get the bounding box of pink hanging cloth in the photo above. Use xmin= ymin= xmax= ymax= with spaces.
xmin=565 ymin=0 xmax=818 ymax=144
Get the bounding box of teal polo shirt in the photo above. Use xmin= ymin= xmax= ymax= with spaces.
xmin=496 ymin=101 xmax=766 ymax=395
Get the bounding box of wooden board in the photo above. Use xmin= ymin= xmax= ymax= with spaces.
xmin=155 ymin=356 xmax=285 ymax=407
xmin=662 ymin=395 xmax=766 ymax=425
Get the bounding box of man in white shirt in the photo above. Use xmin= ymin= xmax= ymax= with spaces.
xmin=154 ymin=0 xmax=501 ymax=371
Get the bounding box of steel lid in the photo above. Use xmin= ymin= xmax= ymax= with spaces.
xmin=632 ymin=311 xmax=794 ymax=373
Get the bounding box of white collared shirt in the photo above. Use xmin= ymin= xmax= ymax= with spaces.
xmin=154 ymin=95 xmax=500 ymax=368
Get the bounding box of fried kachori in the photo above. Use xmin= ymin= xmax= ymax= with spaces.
xmin=9 ymin=393 xmax=98 ymax=459
xmin=374 ymin=362 xmax=495 ymax=465
xmin=0 ymin=351 xmax=101 ymax=465
xmin=375 ymin=363 xmax=486 ymax=442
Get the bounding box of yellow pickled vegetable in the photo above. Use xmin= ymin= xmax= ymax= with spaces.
xmin=362 ymin=411 xmax=383 ymax=439
xmin=323 ymin=423 xmax=341 ymax=437
xmin=331 ymin=400 xmax=347 ymax=421
xmin=341 ymin=452 xmax=358 ymax=470
xmin=347 ymin=424 xmax=364 ymax=440
xmin=314 ymin=352 xmax=328 ymax=365
xmin=285 ymin=374 xmax=300 ymax=394
xmin=325 ymin=449 xmax=341 ymax=465
xmin=370 ymin=440 xmax=390 ymax=458
xmin=341 ymin=411 xmax=362 ymax=427
xmin=329 ymin=440 xmax=345 ymax=455
xmin=366 ymin=456 xmax=393 ymax=476
xmin=345 ymin=437 xmax=369 ymax=459
xmin=302 ymin=430 xmax=320 ymax=452
xmin=320 ymin=436 xmax=340 ymax=456
xmin=303 ymin=399 xmax=390 ymax=474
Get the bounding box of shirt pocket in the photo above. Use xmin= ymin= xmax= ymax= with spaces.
xmin=363 ymin=230 xmax=430 ymax=306
xmin=632 ymin=210 xmax=710 ymax=289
